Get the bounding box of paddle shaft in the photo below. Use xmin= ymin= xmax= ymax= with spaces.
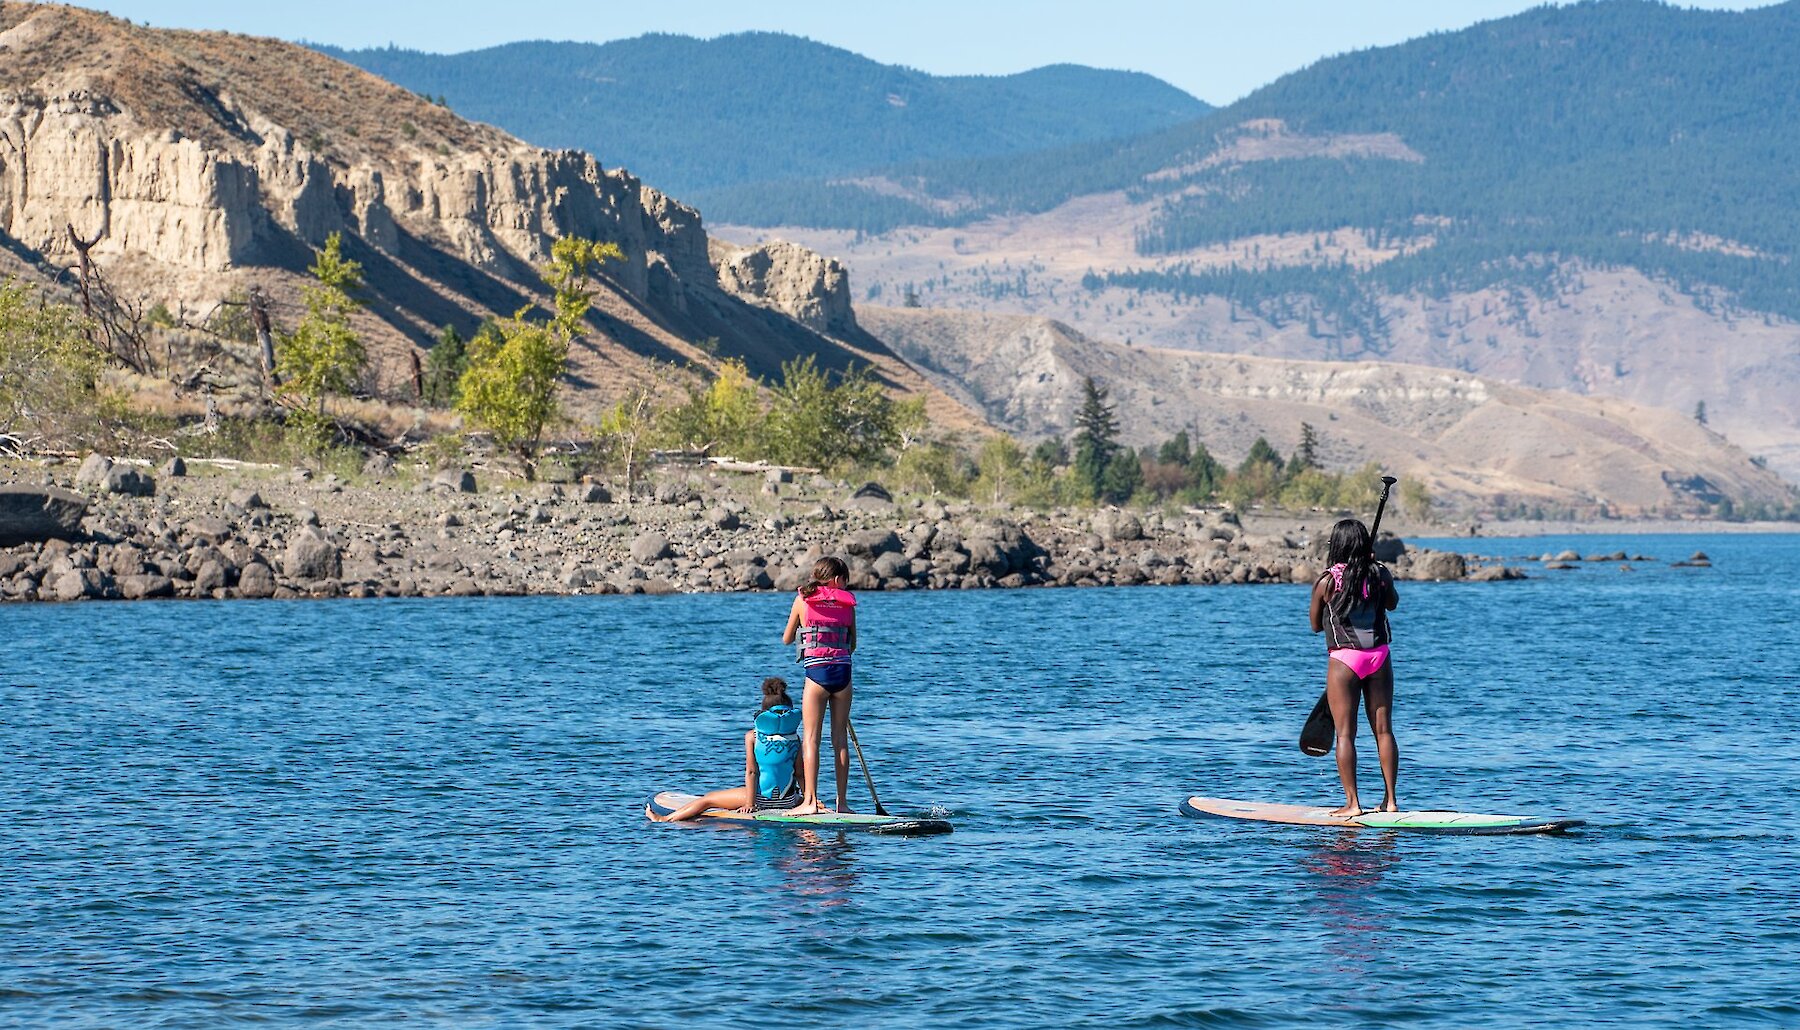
xmin=1368 ymin=475 xmax=1398 ymax=548
xmin=1299 ymin=475 xmax=1398 ymax=756
xmin=846 ymin=720 xmax=889 ymax=816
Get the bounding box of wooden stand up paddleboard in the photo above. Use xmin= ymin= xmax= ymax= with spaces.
xmin=1181 ymin=796 xmax=1583 ymax=835
xmin=646 ymin=792 xmax=953 ymax=836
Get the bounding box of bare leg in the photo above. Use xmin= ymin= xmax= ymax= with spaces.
xmin=1326 ymin=657 xmax=1365 ymax=818
xmin=828 ymin=686 xmax=854 ymax=813
xmin=647 ymin=787 xmax=753 ymax=822
xmin=791 ymin=679 xmax=830 ymax=815
xmin=1364 ymin=659 xmax=1399 ymax=812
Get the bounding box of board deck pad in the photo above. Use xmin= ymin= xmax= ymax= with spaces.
xmin=1182 ymin=796 xmax=1583 ymax=835
xmin=647 ymin=792 xmax=952 ymax=836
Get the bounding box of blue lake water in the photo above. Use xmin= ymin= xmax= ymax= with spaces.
xmin=4 ymin=532 xmax=1798 ymax=1027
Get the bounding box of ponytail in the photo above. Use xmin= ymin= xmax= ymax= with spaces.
xmin=801 ymin=556 xmax=849 ymax=598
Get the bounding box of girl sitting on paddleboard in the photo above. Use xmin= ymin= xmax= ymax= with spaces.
xmin=1310 ymin=518 xmax=1401 ymax=817
xmin=646 ymin=678 xmax=803 ymax=821
xmin=782 ymin=556 xmax=856 ymax=815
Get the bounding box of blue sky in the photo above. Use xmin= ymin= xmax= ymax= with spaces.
xmin=88 ymin=0 xmax=1777 ymax=104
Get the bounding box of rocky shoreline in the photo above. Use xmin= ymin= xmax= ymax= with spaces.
xmin=0 ymin=456 xmax=1517 ymax=604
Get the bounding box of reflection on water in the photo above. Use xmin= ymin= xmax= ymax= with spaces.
xmin=741 ymin=826 xmax=860 ymax=915
xmin=1299 ymin=830 xmax=1400 ymax=977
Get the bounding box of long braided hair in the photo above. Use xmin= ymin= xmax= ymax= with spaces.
xmin=1325 ymin=518 xmax=1378 ymax=615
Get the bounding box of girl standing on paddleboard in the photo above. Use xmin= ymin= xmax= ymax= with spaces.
xmin=1310 ymin=519 xmax=1401 ymax=817
xmin=782 ymin=556 xmax=857 ymax=815
xmin=646 ymin=678 xmax=803 ymax=822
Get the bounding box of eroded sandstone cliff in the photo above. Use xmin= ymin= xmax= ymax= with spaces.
xmin=0 ymin=3 xmax=988 ymax=426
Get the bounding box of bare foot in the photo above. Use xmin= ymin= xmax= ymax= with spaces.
xmin=789 ymin=798 xmax=824 ymax=816
xmin=646 ymin=805 xmax=669 ymax=822
xmin=834 ymin=802 xmax=856 ymax=815
xmin=1378 ymin=799 xmax=1400 ymax=813
xmin=1329 ymin=804 xmax=1367 ymax=819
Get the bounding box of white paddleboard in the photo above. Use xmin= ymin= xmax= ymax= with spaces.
xmin=1182 ymin=796 xmax=1583 ymax=835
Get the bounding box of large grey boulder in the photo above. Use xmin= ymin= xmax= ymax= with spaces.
xmin=284 ymin=528 xmax=342 ymax=581
xmin=0 ymin=485 xmax=88 ymax=546
xmin=51 ymin=568 xmax=105 ymax=601
xmin=74 ymin=453 xmax=113 ymax=489
xmin=103 ymin=465 xmax=155 ymax=497
xmin=185 ymin=516 xmax=232 ymax=542
xmin=772 ymin=563 xmax=807 ymax=593
xmin=193 ymin=559 xmax=230 ymax=593
xmin=228 ymin=488 xmax=268 ymax=510
xmin=630 ymin=533 xmax=672 ymax=563
xmin=734 ymin=564 xmax=775 ymax=590
xmin=1092 ymin=511 xmax=1143 ymax=542
xmin=843 ymin=528 xmax=901 ymax=558
xmin=237 ymin=562 xmax=277 ymax=598
xmin=845 ymin=481 xmax=894 ymax=512
xmin=872 ymin=552 xmax=913 ymax=580
xmin=1407 ymin=551 xmax=1467 ymax=581
xmin=120 ymin=574 xmax=175 ymax=600
xmin=964 ymin=520 xmax=1041 ymax=577
xmin=434 ymin=469 xmax=476 ymax=493
xmin=1373 ymin=533 xmax=1407 ymax=562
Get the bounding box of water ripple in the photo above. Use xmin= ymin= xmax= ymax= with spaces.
xmin=1 ymin=532 xmax=1796 ymax=1027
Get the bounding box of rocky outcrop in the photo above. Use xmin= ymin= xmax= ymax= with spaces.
xmin=0 ymin=484 xmax=87 ymax=545
xmin=710 ymin=238 xmax=856 ymax=334
xmin=0 ymin=77 xmax=706 ymax=304
xmin=0 ymin=3 xmax=881 ymax=401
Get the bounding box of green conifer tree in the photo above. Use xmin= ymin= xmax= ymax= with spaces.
xmin=1072 ymin=376 xmax=1120 ymax=500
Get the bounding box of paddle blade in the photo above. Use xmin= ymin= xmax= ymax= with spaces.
xmin=1299 ymin=690 xmax=1333 ymax=756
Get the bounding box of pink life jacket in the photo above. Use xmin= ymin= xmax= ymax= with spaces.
xmin=797 ymin=584 xmax=856 ymax=665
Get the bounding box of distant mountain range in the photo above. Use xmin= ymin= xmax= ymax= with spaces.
xmin=707 ymin=0 xmax=1800 ymax=481
xmin=319 ymin=33 xmax=1209 ymax=199
xmin=862 ymin=306 xmax=1796 ymax=516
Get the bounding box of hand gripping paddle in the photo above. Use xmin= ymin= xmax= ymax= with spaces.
xmin=1300 ymin=475 xmax=1397 ymax=756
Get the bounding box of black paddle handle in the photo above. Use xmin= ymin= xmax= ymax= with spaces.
xmin=1368 ymin=476 xmax=1398 ymax=557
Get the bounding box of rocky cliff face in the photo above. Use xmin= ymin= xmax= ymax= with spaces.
xmin=0 ymin=2 xmax=883 ymax=397
xmin=709 ymin=238 xmax=855 ymax=334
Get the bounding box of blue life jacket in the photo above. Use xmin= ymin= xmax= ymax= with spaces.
xmin=752 ymin=705 xmax=802 ymax=799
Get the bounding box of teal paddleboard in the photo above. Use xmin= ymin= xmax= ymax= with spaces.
xmin=646 ymin=792 xmax=952 ymax=836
